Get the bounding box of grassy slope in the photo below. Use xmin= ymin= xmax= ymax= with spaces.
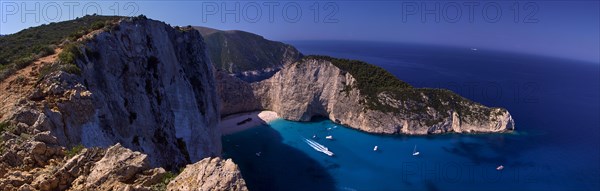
xmin=197 ymin=27 xmax=302 ymax=73
xmin=0 ymin=15 xmax=122 ymax=81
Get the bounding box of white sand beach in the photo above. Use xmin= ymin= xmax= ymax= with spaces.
xmin=220 ymin=111 xmax=280 ymax=135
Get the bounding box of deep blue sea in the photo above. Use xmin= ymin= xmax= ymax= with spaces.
xmin=222 ymin=41 xmax=600 ymax=191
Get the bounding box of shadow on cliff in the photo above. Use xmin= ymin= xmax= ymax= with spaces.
xmin=222 ymin=124 xmax=336 ymax=191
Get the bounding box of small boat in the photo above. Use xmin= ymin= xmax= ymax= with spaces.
xmin=496 ymin=165 xmax=504 ymax=171
xmin=471 ymin=48 xmax=478 ymax=51
xmin=304 ymin=139 xmax=334 ymax=156
xmin=327 ymin=127 xmax=332 ymax=130
xmin=373 ymin=146 xmax=378 ymax=151
xmin=412 ymin=145 xmax=420 ymax=156
xmin=255 ymin=152 xmax=261 ymax=157
xmin=312 ymin=134 xmax=317 ymax=139
xmin=325 ymin=135 xmax=333 ymax=140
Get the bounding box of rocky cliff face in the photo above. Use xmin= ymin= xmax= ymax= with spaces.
xmin=216 ymin=72 xmax=261 ymax=117
xmin=0 ymin=17 xmax=248 ymax=191
xmin=73 ymin=18 xmax=221 ymax=167
xmin=4 ymin=17 xmax=221 ymax=168
xmin=253 ymin=58 xmax=514 ymax=134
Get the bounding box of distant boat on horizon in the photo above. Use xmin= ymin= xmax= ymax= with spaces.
xmin=471 ymin=48 xmax=478 ymax=51
xmin=373 ymin=146 xmax=378 ymax=151
xmin=412 ymin=145 xmax=420 ymax=156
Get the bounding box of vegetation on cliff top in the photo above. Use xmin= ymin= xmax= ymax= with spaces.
xmin=196 ymin=26 xmax=302 ymax=74
xmin=304 ymin=55 xmax=501 ymax=121
xmin=0 ymin=15 xmax=122 ymax=81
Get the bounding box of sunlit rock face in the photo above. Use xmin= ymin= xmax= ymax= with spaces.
xmin=252 ymin=58 xmax=514 ymax=135
xmin=24 ymin=18 xmax=221 ymax=168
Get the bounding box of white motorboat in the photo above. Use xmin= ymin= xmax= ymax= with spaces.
xmin=412 ymin=145 xmax=420 ymax=156
xmin=304 ymin=138 xmax=334 ymax=156
xmin=325 ymin=135 xmax=333 ymax=140
xmin=496 ymin=165 xmax=504 ymax=171
xmin=373 ymin=146 xmax=378 ymax=151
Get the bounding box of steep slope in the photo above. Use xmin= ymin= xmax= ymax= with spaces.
xmin=215 ymin=71 xmax=262 ymax=117
xmin=0 ymin=16 xmax=250 ymax=190
xmin=2 ymin=16 xmax=221 ymax=168
xmin=0 ymin=15 xmax=122 ymax=81
xmin=253 ymin=56 xmax=515 ymax=134
xmin=195 ymin=26 xmax=302 ymax=81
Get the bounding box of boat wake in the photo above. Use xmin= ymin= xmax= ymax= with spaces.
xmin=304 ymin=138 xmax=334 ymax=156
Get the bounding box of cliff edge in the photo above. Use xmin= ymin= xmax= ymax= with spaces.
xmin=252 ymin=56 xmax=514 ymax=134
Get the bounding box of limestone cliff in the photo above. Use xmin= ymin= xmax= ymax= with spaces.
xmin=2 ymin=17 xmax=221 ymax=168
xmin=253 ymin=57 xmax=515 ymax=134
xmin=215 ymin=71 xmax=261 ymax=117
xmin=0 ymin=16 xmax=249 ymax=191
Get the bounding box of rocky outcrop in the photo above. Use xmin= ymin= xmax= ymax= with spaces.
xmin=12 ymin=17 xmax=222 ymax=168
xmin=253 ymin=58 xmax=515 ymax=134
xmin=167 ymin=157 xmax=247 ymax=191
xmin=0 ymin=129 xmax=167 ymax=191
xmin=0 ymin=131 xmax=246 ymax=191
xmin=195 ymin=26 xmax=302 ymax=82
xmin=216 ymin=71 xmax=261 ymax=117
xmin=67 ymin=144 xmax=162 ymax=191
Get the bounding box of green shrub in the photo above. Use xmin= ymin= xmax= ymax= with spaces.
xmin=0 ymin=67 xmax=16 ymax=81
xmin=0 ymin=121 xmax=16 ymax=134
xmin=13 ymin=56 xmax=35 ymax=70
xmin=58 ymin=43 xmax=82 ymax=65
xmin=38 ymin=45 xmax=56 ymax=57
xmin=66 ymin=144 xmax=85 ymax=158
xmin=151 ymin=171 xmax=178 ymax=191
xmin=0 ymin=15 xmax=122 ymax=81
xmin=91 ymin=21 xmax=105 ymax=30
xmin=61 ymin=64 xmax=81 ymax=75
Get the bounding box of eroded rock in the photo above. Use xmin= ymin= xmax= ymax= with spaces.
xmin=167 ymin=157 xmax=247 ymax=191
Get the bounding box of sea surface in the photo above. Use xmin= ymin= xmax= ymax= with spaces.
xmin=222 ymin=41 xmax=600 ymax=191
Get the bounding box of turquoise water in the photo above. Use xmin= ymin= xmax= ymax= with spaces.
xmin=223 ymin=41 xmax=600 ymax=190
xmin=223 ymin=119 xmax=598 ymax=190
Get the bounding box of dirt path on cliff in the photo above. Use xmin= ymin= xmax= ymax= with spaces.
xmin=0 ymin=49 xmax=62 ymax=121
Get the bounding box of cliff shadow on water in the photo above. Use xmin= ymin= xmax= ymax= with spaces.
xmin=222 ymin=123 xmax=336 ymax=191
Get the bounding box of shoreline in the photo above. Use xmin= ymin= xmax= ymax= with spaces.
xmin=220 ymin=111 xmax=280 ymax=135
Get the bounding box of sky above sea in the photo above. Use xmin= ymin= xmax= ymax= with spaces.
xmin=0 ymin=0 xmax=598 ymax=63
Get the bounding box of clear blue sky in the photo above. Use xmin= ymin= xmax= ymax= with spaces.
xmin=1 ymin=0 xmax=598 ymax=63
